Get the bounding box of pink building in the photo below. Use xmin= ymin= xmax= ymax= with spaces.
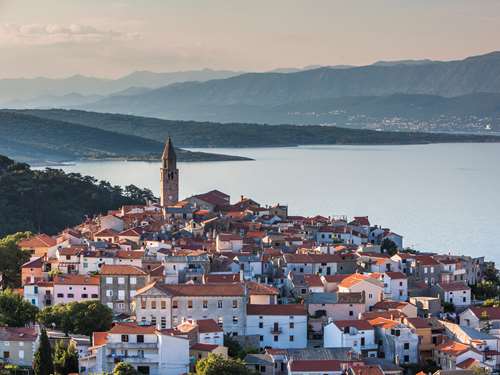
xmin=53 ymin=275 xmax=100 ymax=305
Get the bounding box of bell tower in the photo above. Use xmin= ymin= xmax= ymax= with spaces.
xmin=160 ymin=137 xmax=179 ymax=207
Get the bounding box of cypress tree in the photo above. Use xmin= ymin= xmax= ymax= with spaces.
xmin=33 ymin=328 xmax=53 ymax=375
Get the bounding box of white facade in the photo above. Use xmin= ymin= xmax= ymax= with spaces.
xmin=324 ymin=321 xmax=377 ymax=356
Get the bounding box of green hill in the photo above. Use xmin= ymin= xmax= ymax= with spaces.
xmin=0 ymin=111 xmax=251 ymax=163
xmin=13 ymin=109 xmax=500 ymax=148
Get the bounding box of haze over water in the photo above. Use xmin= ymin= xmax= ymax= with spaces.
xmin=53 ymin=143 xmax=500 ymax=263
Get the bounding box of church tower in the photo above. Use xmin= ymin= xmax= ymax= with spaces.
xmin=160 ymin=137 xmax=179 ymax=207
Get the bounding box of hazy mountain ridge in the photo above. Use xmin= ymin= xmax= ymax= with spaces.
xmin=78 ymin=52 xmax=500 ymax=124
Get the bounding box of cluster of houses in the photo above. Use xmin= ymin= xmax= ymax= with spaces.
xmin=1 ymin=140 xmax=499 ymax=375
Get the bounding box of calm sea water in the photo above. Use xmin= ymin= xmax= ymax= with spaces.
xmin=49 ymin=144 xmax=500 ymax=263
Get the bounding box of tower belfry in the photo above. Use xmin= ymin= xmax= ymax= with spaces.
xmin=160 ymin=137 xmax=179 ymax=207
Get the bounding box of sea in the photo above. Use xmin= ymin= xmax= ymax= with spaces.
xmin=44 ymin=143 xmax=500 ymax=263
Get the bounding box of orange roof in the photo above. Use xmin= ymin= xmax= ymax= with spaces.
xmin=247 ymin=304 xmax=307 ymax=316
xmin=332 ymin=320 xmax=373 ymax=330
xmin=339 ymin=273 xmax=381 ymax=288
xmin=94 ymin=228 xmax=118 ymax=237
xmin=290 ymin=360 xmax=363 ymax=372
xmin=204 ymin=273 xmax=240 ymax=283
xmin=136 ymin=281 xmax=245 ymax=297
xmin=100 ymin=264 xmax=147 ymax=276
xmin=368 ymin=317 xmax=399 ymax=329
xmin=303 ymin=274 xmax=324 ymax=288
xmin=436 ymin=340 xmax=472 ymax=356
xmin=115 ymin=250 xmax=144 ymax=259
xmin=18 ymin=234 xmax=56 ymax=248
xmin=92 ymin=332 xmax=108 ymax=347
xmin=456 ymin=358 xmax=479 ymax=369
xmin=54 ymin=275 xmax=99 ymax=286
xmin=196 ymin=319 xmax=223 ymax=333
xmin=246 ymin=281 xmax=279 ymax=295
xmin=350 ymin=365 xmax=384 ymax=375
xmin=109 ymin=322 xmax=157 ymax=335
xmin=191 ymin=343 xmax=219 ymax=351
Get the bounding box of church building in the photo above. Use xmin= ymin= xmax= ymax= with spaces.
xmin=160 ymin=137 xmax=179 ymax=207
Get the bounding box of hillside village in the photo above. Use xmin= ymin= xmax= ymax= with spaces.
xmin=1 ymin=138 xmax=499 ymax=375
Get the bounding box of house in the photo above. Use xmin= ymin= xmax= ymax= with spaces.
xmin=307 ymin=292 xmax=366 ymax=322
xmin=160 ymin=253 xmax=210 ymax=284
xmin=246 ymin=281 xmax=279 ymax=304
xmin=324 ymin=320 xmax=377 ymax=357
xmin=459 ymin=307 xmax=500 ymax=337
xmin=382 ymin=272 xmax=408 ymax=301
xmin=288 ymin=359 xmax=364 ymax=375
xmin=244 ymin=353 xmax=275 ymax=375
xmin=368 ymin=317 xmax=420 ymax=364
xmin=93 ymin=228 xmax=118 ymax=243
xmin=190 ymin=343 xmax=228 ymax=363
xmin=246 ymin=304 xmax=307 ymax=349
xmin=99 ymin=214 xmax=125 ymax=232
xmin=133 ymin=282 xmax=247 ymax=335
xmin=436 ymin=283 xmax=471 ymax=308
xmin=233 ymin=254 xmax=263 ymax=279
xmin=216 ymin=233 xmax=243 ymax=253
xmin=53 ymin=275 xmax=100 ymax=305
xmin=372 ymin=300 xmax=418 ymax=318
xmin=177 ymin=319 xmax=224 ymax=346
xmin=409 ymin=255 xmax=442 ymax=286
xmin=282 ymin=254 xmax=345 ymax=276
xmin=18 ymin=234 xmax=57 ymax=258
xmin=79 ymin=323 xmax=189 ymax=375
xmin=337 ymin=274 xmax=384 ymax=309
xmin=0 ymin=327 xmax=38 ymax=367
xmin=21 ymin=257 xmax=45 ymax=286
xmin=410 ymin=296 xmax=442 ymax=317
xmin=23 ymin=281 xmax=53 ymax=308
xmin=403 ymin=317 xmax=435 ymax=360
xmin=99 ymin=264 xmax=148 ymax=315
xmin=434 ymin=340 xmax=483 ymax=370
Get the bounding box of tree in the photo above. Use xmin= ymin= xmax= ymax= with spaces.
xmin=33 ymin=329 xmax=53 ymax=375
xmin=381 ymin=238 xmax=398 ymax=256
xmin=54 ymin=340 xmax=79 ymax=375
xmin=37 ymin=300 xmax=113 ymax=337
xmin=196 ymin=354 xmax=256 ymax=375
xmin=113 ymin=362 xmax=139 ymax=375
xmin=0 ymin=289 xmax=38 ymax=327
xmin=0 ymin=232 xmax=31 ymax=288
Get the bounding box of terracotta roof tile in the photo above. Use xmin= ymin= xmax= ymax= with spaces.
xmin=247 ymin=304 xmax=307 ymax=316
xmin=100 ymin=264 xmax=147 ymax=276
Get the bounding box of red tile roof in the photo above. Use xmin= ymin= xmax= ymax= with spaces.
xmin=247 ymin=304 xmax=307 ymax=316
xmin=332 ymin=320 xmax=373 ymax=330
xmin=469 ymin=306 xmax=500 ymax=320
xmin=303 ymin=274 xmax=324 ymax=288
xmin=0 ymin=327 xmax=37 ymax=342
xmin=204 ymin=273 xmax=240 ymax=283
xmin=438 ymin=282 xmax=470 ymax=292
xmin=436 ymin=340 xmax=472 ymax=356
xmin=191 ymin=343 xmax=219 ymax=351
xmin=136 ymin=281 xmax=245 ymax=297
xmin=54 ymin=274 xmax=99 ymax=285
xmin=385 ymin=272 xmax=407 ymax=279
xmin=18 ymin=234 xmax=56 ymax=248
xmin=196 ymin=319 xmax=223 ymax=333
xmin=92 ymin=332 xmax=108 ymax=347
xmin=109 ymin=322 xmax=157 ymax=335
xmin=350 ymin=365 xmax=384 ymax=375
xmin=290 ymin=360 xmax=363 ymax=372
xmin=100 ymin=264 xmax=147 ymax=276
xmin=246 ymin=281 xmax=279 ymax=295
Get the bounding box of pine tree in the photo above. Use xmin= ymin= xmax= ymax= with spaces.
xmin=33 ymin=329 xmax=53 ymax=375
xmin=54 ymin=340 xmax=79 ymax=375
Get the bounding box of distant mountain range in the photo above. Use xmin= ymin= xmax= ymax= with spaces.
xmin=2 ymin=52 xmax=500 ymax=133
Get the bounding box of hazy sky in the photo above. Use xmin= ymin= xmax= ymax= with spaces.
xmin=1 ymin=0 xmax=500 ymax=78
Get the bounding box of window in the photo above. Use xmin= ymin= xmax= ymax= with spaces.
xmin=273 ymin=335 xmax=278 ymax=342
xmin=349 ymin=310 xmax=354 ymax=316
xmin=259 ymin=335 xmax=264 ymax=342
xmin=57 ymin=293 xmax=64 ymax=298
xmin=404 ymin=355 xmax=409 ymax=363
xmin=18 ymin=350 xmax=24 ymax=359
xmin=424 ymin=267 xmax=428 ymax=274
xmin=118 ymin=277 xmax=125 ymax=285
xmin=259 ymin=322 xmax=263 ymax=329
xmin=151 ymin=300 xmax=156 ymax=309
xmin=233 ymin=316 xmax=239 ymax=324
xmin=121 ymin=335 xmax=129 ymax=342
xmin=289 ymin=322 xmax=294 ymax=329
xmin=137 ymin=334 xmax=144 ymax=343
xmin=218 ymin=317 xmax=223 ymax=328
xmin=404 ymin=343 xmax=410 ymax=350
xmin=232 ymin=300 xmax=238 ymax=308
xmin=161 ymin=317 xmax=166 ymax=329
xmin=118 ymin=290 xmax=125 ymax=299
xmin=106 ymin=277 xmax=113 ymax=284
xmin=91 ymin=294 xmax=98 ymax=298
xmin=3 ymin=351 xmax=9 ymax=359
xmin=173 ymin=300 xmax=178 ymax=309
xmin=188 ymin=300 xmax=193 ymax=309
xmin=151 ymin=316 xmax=156 ymax=325
xmin=106 ymin=290 xmax=113 ymax=297
xmin=67 ymin=293 xmax=74 ymax=298
xmin=161 ymin=300 xmax=166 ymax=309
xmin=130 ymin=277 xmax=137 ymax=285
xmin=289 ymin=335 xmax=294 ymax=342
xmin=361 ymin=337 xmax=365 ymax=346
xmin=218 ymin=300 xmax=223 ymax=309
xmin=81 ymin=294 xmax=88 ymax=298
xmin=203 ymin=300 xmax=208 ymax=309
xmin=399 ymin=281 xmax=403 ymax=286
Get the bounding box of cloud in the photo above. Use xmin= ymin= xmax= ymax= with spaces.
xmin=0 ymin=23 xmax=141 ymax=45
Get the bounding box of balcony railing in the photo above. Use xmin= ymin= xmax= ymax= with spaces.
xmin=270 ymin=326 xmax=282 ymax=334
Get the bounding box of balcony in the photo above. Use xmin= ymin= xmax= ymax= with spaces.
xmin=107 ymin=342 xmax=157 ymax=350
xmin=106 ymin=354 xmax=158 ymax=364
xmin=270 ymin=326 xmax=282 ymax=334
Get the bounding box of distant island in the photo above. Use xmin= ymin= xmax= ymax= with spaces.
xmin=3 ymin=109 xmax=499 ymax=156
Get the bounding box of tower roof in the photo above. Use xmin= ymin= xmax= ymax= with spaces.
xmin=162 ymin=137 xmax=177 ymax=164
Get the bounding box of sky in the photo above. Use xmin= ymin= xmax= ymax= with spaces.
xmin=1 ymin=0 xmax=500 ymax=78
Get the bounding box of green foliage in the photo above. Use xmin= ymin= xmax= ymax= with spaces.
xmin=483 ymin=299 xmax=500 ymax=308
xmin=442 ymin=301 xmax=455 ymax=313
xmin=0 ymin=155 xmax=155 ymax=237
xmin=195 ymin=354 xmax=255 ymax=375
xmin=38 ymin=300 xmax=113 ymax=337
xmin=112 ymin=362 xmax=138 ymax=375
xmin=223 ymin=335 xmax=258 ymax=360
xmin=0 ymin=232 xmax=31 ymax=288
xmin=33 ymin=329 xmax=54 ymax=375
xmin=0 ymin=289 xmax=38 ymax=327
xmin=381 ymin=238 xmax=398 ymax=256
xmin=54 ymin=340 xmax=79 ymax=375
xmin=472 ymin=280 xmax=500 ymax=301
